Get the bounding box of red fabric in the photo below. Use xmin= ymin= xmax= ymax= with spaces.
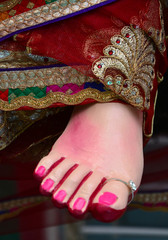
xmin=13 ymin=0 xmax=168 ymax=144
xmin=15 ymin=0 xmax=168 ymax=74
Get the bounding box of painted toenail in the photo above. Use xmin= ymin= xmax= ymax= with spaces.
xmin=54 ymin=190 xmax=67 ymax=202
xmin=99 ymin=192 xmax=118 ymax=206
xmin=35 ymin=166 xmax=46 ymax=177
xmin=42 ymin=178 xmax=54 ymax=191
xmin=73 ymin=198 xmax=86 ymax=211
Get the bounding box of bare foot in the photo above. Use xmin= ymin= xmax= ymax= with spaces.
xmin=34 ymin=102 xmax=144 ymax=222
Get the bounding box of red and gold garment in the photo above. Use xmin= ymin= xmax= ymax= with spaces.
xmin=0 ymin=0 xmax=168 ymax=235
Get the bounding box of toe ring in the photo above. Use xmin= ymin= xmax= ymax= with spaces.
xmin=103 ymin=178 xmax=137 ymax=204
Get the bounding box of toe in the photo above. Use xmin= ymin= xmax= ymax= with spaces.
xmin=40 ymin=158 xmax=78 ymax=194
xmin=90 ymin=180 xmax=132 ymax=222
xmin=52 ymin=165 xmax=91 ymax=206
xmin=68 ymin=171 xmax=104 ymax=216
xmin=92 ymin=180 xmax=130 ymax=209
xmin=34 ymin=151 xmax=64 ymax=179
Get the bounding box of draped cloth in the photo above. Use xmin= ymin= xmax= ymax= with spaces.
xmin=0 ymin=0 xmax=168 ymax=235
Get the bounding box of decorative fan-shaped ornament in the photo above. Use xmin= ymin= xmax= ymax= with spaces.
xmin=92 ymin=25 xmax=156 ymax=110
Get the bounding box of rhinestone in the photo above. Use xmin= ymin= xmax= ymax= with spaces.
xmin=131 ymin=90 xmax=136 ymax=96
xmin=116 ymin=80 xmax=121 ymax=85
xmin=116 ymin=39 xmax=121 ymax=44
xmin=0 ymin=50 xmax=10 ymax=58
xmin=135 ymin=98 xmax=141 ymax=104
xmin=133 ymin=25 xmax=139 ymax=29
xmin=98 ymin=64 xmax=102 ymax=69
xmin=108 ymin=50 xmax=114 ymax=55
xmin=107 ymin=80 xmax=113 ymax=86
xmin=129 ymin=180 xmax=137 ymax=191
xmin=125 ymin=33 xmax=130 ymax=38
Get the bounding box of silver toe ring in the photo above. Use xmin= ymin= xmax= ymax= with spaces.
xmin=103 ymin=178 xmax=137 ymax=204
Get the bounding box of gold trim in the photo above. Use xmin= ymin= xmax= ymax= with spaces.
xmin=134 ymin=191 xmax=168 ymax=204
xmin=0 ymin=88 xmax=116 ymax=111
xmin=0 ymin=0 xmax=21 ymax=12
xmin=0 ymin=66 xmax=95 ymax=89
xmin=144 ymin=90 xmax=158 ymax=138
xmin=0 ymin=0 xmax=109 ymax=38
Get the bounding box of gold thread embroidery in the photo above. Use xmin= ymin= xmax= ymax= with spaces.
xmin=130 ymin=0 xmax=166 ymax=54
xmin=0 ymin=0 xmax=21 ymax=12
xmin=0 ymin=0 xmax=109 ymax=37
xmin=147 ymin=1 xmax=166 ymax=53
xmin=134 ymin=191 xmax=168 ymax=204
xmin=92 ymin=25 xmax=155 ymax=110
xmin=0 ymin=66 xmax=95 ymax=89
xmin=0 ymin=88 xmax=116 ymax=111
xmin=144 ymin=90 xmax=158 ymax=138
xmin=157 ymin=71 xmax=164 ymax=83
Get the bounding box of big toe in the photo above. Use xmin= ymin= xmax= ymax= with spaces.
xmin=90 ymin=179 xmax=135 ymax=222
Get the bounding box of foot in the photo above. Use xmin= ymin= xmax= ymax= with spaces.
xmin=34 ymin=102 xmax=144 ymax=222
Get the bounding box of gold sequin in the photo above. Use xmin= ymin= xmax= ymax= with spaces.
xmin=27 ymin=1 xmax=35 ymax=9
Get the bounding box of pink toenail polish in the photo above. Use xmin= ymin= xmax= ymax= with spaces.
xmin=35 ymin=166 xmax=46 ymax=177
xmin=42 ymin=179 xmax=54 ymax=191
xmin=99 ymin=192 xmax=118 ymax=206
xmin=73 ymin=198 xmax=86 ymax=211
xmin=54 ymin=190 xmax=67 ymax=202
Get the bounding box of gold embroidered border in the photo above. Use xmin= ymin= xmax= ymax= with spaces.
xmin=0 ymin=88 xmax=116 ymax=111
xmin=0 ymin=66 xmax=95 ymax=89
xmin=0 ymin=0 xmax=21 ymax=12
xmin=1 ymin=191 xmax=168 ymax=211
xmin=0 ymin=0 xmax=109 ymax=38
xmin=144 ymin=90 xmax=158 ymax=138
xmin=134 ymin=191 xmax=168 ymax=204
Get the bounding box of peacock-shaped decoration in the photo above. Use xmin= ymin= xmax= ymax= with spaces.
xmin=92 ymin=25 xmax=156 ymax=110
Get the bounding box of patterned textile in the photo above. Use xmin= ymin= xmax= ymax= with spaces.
xmin=0 ymin=0 xmax=168 ymax=234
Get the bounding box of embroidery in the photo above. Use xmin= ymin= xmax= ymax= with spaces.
xmin=0 ymin=66 xmax=95 ymax=89
xmin=0 ymin=0 xmax=21 ymax=12
xmin=130 ymin=0 xmax=166 ymax=54
xmin=0 ymin=0 xmax=110 ymax=38
xmin=0 ymin=88 xmax=116 ymax=111
xmin=0 ymin=108 xmax=60 ymax=150
xmin=134 ymin=192 xmax=168 ymax=204
xmin=92 ymin=25 xmax=156 ymax=110
xmin=147 ymin=1 xmax=166 ymax=53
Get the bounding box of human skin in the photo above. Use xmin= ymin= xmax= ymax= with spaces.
xmin=34 ymin=102 xmax=144 ymax=221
